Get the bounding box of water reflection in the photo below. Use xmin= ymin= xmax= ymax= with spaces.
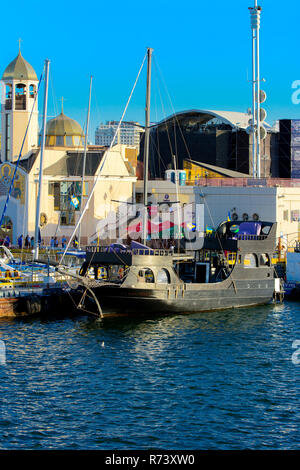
xmin=80 ymin=304 xmax=275 ymax=335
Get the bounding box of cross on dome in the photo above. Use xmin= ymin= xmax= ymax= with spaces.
xmin=59 ymin=97 xmax=66 ymax=114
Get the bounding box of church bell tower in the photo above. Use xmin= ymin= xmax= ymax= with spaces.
xmin=1 ymin=47 xmax=39 ymax=162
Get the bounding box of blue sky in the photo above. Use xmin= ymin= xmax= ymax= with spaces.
xmin=2 ymin=0 xmax=300 ymax=141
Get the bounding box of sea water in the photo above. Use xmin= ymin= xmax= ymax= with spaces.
xmin=0 ymin=302 xmax=299 ymax=450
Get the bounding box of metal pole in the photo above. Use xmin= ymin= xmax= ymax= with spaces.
xmin=173 ymin=155 xmax=181 ymax=253
xmin=34 ymin=59 xmax=50 ymax=259
xmin=78 ymin=75 xmax=93 ymax=248
xmin=142 ymin=47 xmax=153 ymax=244
xmin=251 ymin=26 xmax=257 ymax=177
xmin=256 ymin=2 xmax=261 ymax=178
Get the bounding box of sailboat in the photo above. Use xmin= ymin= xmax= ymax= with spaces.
xmin=61 ymin=48 xmax=282 ymax=318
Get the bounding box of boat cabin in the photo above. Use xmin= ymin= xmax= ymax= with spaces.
xmin=79 ymin=221 xmax=276 ymax=287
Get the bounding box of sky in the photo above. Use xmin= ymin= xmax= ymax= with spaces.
xmin=1 ymin=0 xmax=300 ymax=141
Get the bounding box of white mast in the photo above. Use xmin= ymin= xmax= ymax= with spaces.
xmin=78 ymin=75 xmax=93 ymax=248
xmin=249 ymin=1 xmax=264 ymax=178
xmin=255 ymin=0 xmax=261 ymax=178
xmin=142 ymin=47 xmax=153 ymax=245
xmin=34 ymin=59 xmax=50 ymax=259
xmin=173 ymin=154 xmax=181 ymax=252
xmin=251 ymin=7 xmax=257 ymax=178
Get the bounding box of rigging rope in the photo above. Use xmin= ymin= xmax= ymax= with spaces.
xmin=152 ymin=55 xmax=237 ymax=279
xmin=59 ymin=51 xmax=147 ymax=265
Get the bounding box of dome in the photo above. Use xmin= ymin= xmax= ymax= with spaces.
xmin=46 ymin=112 xmax=84 ymax=136
xmin=2 ymin=51 xmax=37 ymax=81
xmin=45 ymin=111 xmax=85 ymax=148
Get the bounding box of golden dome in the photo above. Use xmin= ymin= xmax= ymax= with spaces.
xmin=2 ymin=51 xmax=37 ymax=81
xmin=45 ymin=111 xmax=85 ymax=148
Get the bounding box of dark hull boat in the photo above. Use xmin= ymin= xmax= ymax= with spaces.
xmin=61 ymin=52 xmax=282 ymax=319
xmin=72 ymin=221 xmax=282 ymax=318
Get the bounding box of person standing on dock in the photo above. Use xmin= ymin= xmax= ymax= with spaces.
xmin=50 ymin=236 xmax=55 ymax=249
xmin=17 ymin=234 xmax=23 ymax=249
xmin=30 ymin=236 xmax=34 ymax=249
xmin=4 ymin=235 xmax=10 ymax=247
xmin=25 ymin=235 xmax=30 ymax=248
xmin=62 ymin=235 xmax=67 ymax=249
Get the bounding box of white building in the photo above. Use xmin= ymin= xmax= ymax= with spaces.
xmin=0 ymin=51 xmax=137 ymax=245
xmin=135 ymin=180 xmax=300 ymax=248
xmin=95 ymin=121 xmax=143 ymax=149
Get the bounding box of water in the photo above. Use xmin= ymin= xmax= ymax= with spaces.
xmin=0 ymin=302 xmax=299 ymax=450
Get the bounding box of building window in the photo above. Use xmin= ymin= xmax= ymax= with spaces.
xmin=46 ymin=135 xmax=55 ymax=146
xmin=65 ymin=136 xmax=73 ymax=146
xmin=56 ymin=136 xmax=64 ymax=146
xmin=5 ymin=114 xmax=11 ymax=161
xmin=73 ymin=136 xmax=83 ymax=147
xmin=60 ymin=211 xmax=75 ymax=226
xmin=283 ymin=210 xmax=289 ymax=221
xmin=291 ymin=210 xmax=300 ymax=222
xmin=49 ymin=181 xmax=85 ymax=225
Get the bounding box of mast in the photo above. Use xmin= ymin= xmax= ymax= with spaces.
xmin=34 ymin=59 xmax=50 ymax=259
xmin=255 ymin=0 xmax=261 ymax=178
xmin=251 ymin=13 xmax=256 ymax=178
xmin=173 ymin=154 xmax=181 ymax=253
xmin=249 ymin=1 xmax=262 ymax=178
xmin=142 ymin=47 xmax=153 ymax=244
xmin=78 ymin=75 xmax=93 ymax=248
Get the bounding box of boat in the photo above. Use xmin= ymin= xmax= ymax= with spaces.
xmin=66 ymin=219 xmax=281 ymax=318
xmin=59 ymin=48 xmax=282 ymax=318
xmin=0 ymin=243 xmax=76 ymax=318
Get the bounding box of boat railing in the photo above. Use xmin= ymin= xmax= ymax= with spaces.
xmin=86 ymin=246 xmax=173 ymax=256
xmin=205 ymin=233 xmax=268 ymax=241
